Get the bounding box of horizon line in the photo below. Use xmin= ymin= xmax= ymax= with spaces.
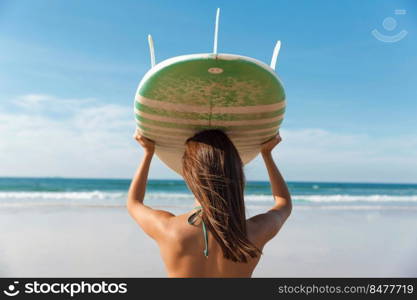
xmin=0 ymin=176 xmax=416 ymax=186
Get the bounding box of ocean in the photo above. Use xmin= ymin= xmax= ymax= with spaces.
xmin=1 ymin=177 xmax=417 ymax=210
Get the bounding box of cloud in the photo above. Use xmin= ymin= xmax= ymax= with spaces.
xmin=0 ymin=94 xmax=178 ymax=179
xmin=13 ymin=94 xmax=96 ymax=114
xmin=1 ymin=94 xmax=416 ymax=182
xmin=245 ymin=129 xmax=417 ymax=183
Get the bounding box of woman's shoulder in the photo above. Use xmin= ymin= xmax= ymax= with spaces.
xmin=158 ymin=213 xmax=208 ymax=259
xmin=246 ymin=210 xmax=289 ymax=249
xmin=163 ymin=213 xmax=200 ymax=241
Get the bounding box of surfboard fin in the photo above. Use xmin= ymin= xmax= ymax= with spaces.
xmin=270 ymin=40 xmax=281 ymax=71
xmin=213 ymin=8 xmax=220 ymax=55
xmin=148 ymin=34 xmax=156 ymax=68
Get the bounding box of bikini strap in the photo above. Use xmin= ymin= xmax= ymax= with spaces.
xmin=187 ymin=206 xmax=209 ymax=258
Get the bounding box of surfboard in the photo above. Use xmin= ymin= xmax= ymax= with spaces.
xmin=134 ymin=9 xmax=286 ymax=175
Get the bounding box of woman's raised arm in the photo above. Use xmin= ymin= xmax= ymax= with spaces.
xmin=127 ymin=131 xmax=174 ymax=241
xmin=248 ymin=133 xmax=292 ymax=244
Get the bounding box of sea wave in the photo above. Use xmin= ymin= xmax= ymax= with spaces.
xmin=292 ymin=194 xmax=417 ymax=203
xmin=0 ymin=191 xmax=125 ymax=200
xmin=0 ymin=191 xmax=417 ymax=205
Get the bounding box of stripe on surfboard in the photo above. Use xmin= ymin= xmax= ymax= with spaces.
xmin=135 ymin=114 xmax=283 ymax=131
xmin=135 ymin=109 xmax=284 ymax=127
xmin=136 ymin=95 xmax=286 ymax=114
xmin=136 ymin=126 xmax=277 ymax=143
xmin=136 ymin=124 xmax=279 ymax=149
xmin=135 ymin=101 xmax=285 ymax=122
xmin=135 ymin=122 xmax=280 ymax=136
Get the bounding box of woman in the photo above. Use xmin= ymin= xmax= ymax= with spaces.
xmin=127 ymin=129 xmax=292 ymax=277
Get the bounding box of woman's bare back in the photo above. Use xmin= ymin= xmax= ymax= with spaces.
xmin=156 ymin=211 xmax=272 ymax=278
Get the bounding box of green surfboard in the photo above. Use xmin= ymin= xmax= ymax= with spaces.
xmin=134 ymin=53 xmax=286 ymax=175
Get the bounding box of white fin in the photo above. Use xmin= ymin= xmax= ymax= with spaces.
xmin=213 ymin=8 xmax=220 ymax=54
xmin=148 ymin=34 xmax=156 ymax=68
xmin=270 ymin=40 xmax=281 ymax=70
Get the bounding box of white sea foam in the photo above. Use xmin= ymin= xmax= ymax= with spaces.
xmin=0 ymin=202 xmax=125 ymax=208
xmin=0 ymin=191 xmax=417 ymax=208
xmin=292 ymin=194 xmax=417 ymax=203
xmin=0 ymin=191 xmax=125 ymax=200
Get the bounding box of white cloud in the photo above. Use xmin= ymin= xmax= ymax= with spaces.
xmin=1 ymin=94 xmax=416 ymax=182
xmin=13 ymin=94 xmax=96 ymax=113
xmin=15 ymin=94 xmax=52 ymax=106
xmin=0 ymin=94 xmax=178 ymax=179
xmin=245 ymin=129 xmax=417 ymax=183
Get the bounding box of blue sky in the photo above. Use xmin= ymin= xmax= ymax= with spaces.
xmin=0 ymin=0 xmax=416 ymax=182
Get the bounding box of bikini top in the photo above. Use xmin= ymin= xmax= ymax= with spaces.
xmin=187 ymin=206 xmax=209 ymax=258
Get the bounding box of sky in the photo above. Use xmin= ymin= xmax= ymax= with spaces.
xmin=0 ymin=0 xmax=416 ymax=183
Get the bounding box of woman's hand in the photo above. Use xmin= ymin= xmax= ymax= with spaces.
xmin=261 ymin=132 xmax=282 ymax=155
xmin=134 ymin=130 xmax=155 ymax=155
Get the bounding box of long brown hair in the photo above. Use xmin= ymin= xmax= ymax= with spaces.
xmin=182 ymin=129 xmax=261 ymax=263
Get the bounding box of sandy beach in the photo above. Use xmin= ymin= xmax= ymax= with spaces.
xmin=1 ymin=205 xmax=416 ymax=277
